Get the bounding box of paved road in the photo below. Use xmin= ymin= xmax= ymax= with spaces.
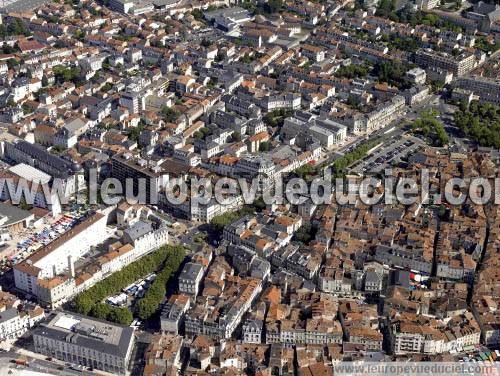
xmin=0 ymin=341 xmax=117 ymax=376
xmin=0 ymin=351 xmax=88 ymax=376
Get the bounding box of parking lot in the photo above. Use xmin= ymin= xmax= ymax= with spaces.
xmin=351 ymin=135 xmax=424 ymax=174
xmin=0 ymin=204 xmax=94 ymax=273
xmin=105 ymin=273 xmax=157 ymax=316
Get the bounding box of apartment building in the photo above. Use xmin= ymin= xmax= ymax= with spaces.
xmin=0 ymin=167 xmax=62 ymax=217
xmin=178 ymin=262 xmax=204 ymax=297
xmin=108 ymin=0 xmax=134 ymax=13
xmin=242 ymin=319 xmax=263 ymax=344
xmin=14 ymin=212 xmax=110 ymax=298
xmin=364 ymin=95 xmax=406 ymax=133
xmin=455 ymin=76 xmax=500 ymax=105
xmin=390 ymin=312 xmax=481 ymax=355
xmin=3 ymin=140 xmax=83 ymax=195
xmin=160 ymin=294 xmax=190 ymax=334
xmin=317 ymin=267 xmax=353 ymax=296
xmin=0 ymin=305 xmax=44 ymax=342
xmin=119 ymin=91 xmax=146 ymax=114
xmin=111 ymin=153 xmax=182 ymax=200
xmin=143 ymin=333 xmax=183 ymax=375
xmin=374 ymin=244 xmax=433 ymax=275
xmin=185 ymin=278 xmax=262 ymax=340
xmin=415 ymin=49 xmax=476 ymax=76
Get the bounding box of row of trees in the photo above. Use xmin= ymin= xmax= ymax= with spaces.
xmin=375 ymin=0 xmax=398 ymax=21
xmin=293 ymin=138 xmax=381 ymax=181
xmin=73 ymin=245 xmax=184 ymax=324
xmin=330 ymin=139 xmax=381 ymax=176
xmin=210 ymin=206 xmax=255 ymax=233
xmin=293 ymin=163 xmax=319 ymax=182
xmin=412 ymin=110 xmax=449 ymax=147
xmin=89 ymin=304 xmax=133 ymax=325
xmin=135 ymin=246 xmax=185 ymax=320
xmin=454 ymin=101 xmax=500 ymax=148
xmin=397 ymin=9 xmax=463 ymax=32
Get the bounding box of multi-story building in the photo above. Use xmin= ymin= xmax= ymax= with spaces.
xmin=14 ymin=212 xmax=109 ymax=294
xmin=416 ymin=0 xmax=439 ymax=10
xmin=0 ymin=305 xmax=44 ymax=342
xmin=111 ymin=153 xmax=183 ymax=201
xmin=2 ymin=140 xmax=83 ymax=195
xmin=455 ymin=76 xmax=500 ymax=105
xmin=0 ymin=166 xmax=62 ymax=216
xmin=143 ymin=333 xmax=183 ymax=374
xmin=259 ymin=93 xmax=301 ymax=111
xmin=13 ymin=211 xmax=111 ymax=305
xmin=347 ymin=328 xmax=384 ymax=351
xmin=405 ymin=68 xmax=427 ymax=85
xmin=33 ymin=311 xmax=134 ymax=374
xmin=364 ymin=95 xmax=406 ymax=133
xmin=415 ymin=49 xmax=476 ymax=76
xmin=242 ymin=319 xmax=263 ymax=344
xmin=119 ymin=91 xmax=145 ymax=114
xmin=108 ymin=0 xmax=134 ymax=13
xmin=185 ymin=278 xmax=262 ymax=340
xmin=122 ymin=220 xmax=169 ymax=257
xmin=317 ymin=267 xmax=353 ymax=295
xmin=160 ymin=294 xmax=190 ymax=334
xmin=178 ymin=262 xmax=204 ymax=297
xmin=374 ymin=245 xmax=433 ymax=275
xmin=266 ymin=318 xmax=343 ymax=346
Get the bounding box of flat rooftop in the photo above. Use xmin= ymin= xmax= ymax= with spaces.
xmin=34 ymin=311 xmax=134 ymax=358
xmin=9 ymin=163 xmax=52 ymax=184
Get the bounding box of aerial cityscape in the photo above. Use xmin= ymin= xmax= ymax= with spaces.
xmin=0 ymin=0 xmax=498 ymax=374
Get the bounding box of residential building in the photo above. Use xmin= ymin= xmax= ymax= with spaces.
xmin=178 ymin=263 xmax=204 ymax=297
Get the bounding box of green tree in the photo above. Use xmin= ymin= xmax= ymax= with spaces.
xmin=127 ymin=124 xmax=145 ymax=142
xmin=253 ymin=196 xmax=266 ymax=212
xmin=160 ymin=106 xmax=180 ymax=122
xmin=373 ymin=61 xmax=411 ymax=89
xmin=293 ymin=222 xmax=317 ymax=244
xmin=411 ymin=110 xmax=449 ymax=147
xmin=231 ymin=132 xmax=241 ymax=142
xmin=135 ymin=247 xmax=186 ymax=320
xmin=73 ymin=245 xmax=184 ymax=319
xmin=90 ymin=303 xmax=111 ymax=320
xmin=267 ymin=0 xmax=283 ymax=13
xmin=7 ymin=58 xmax=19 ymax=70
xmin=74 ymin=29 xmax=85 ymax=41
xmin=335 ymin=64 xmax=369 ymax=79
xmin=259 ymin=141 xmax=271 ymax=152
xmin=191 ymin=9 xmax=203 ymax=21
xmin=454 ymin=101 xmax=500 ymax=148
xmin=210 ymin=207 xmax=255 ymax=233
xmin=107 ymin=307 xmax=133 ymax=325
xmin=263 ymin=108 xmax=294 ymax=128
